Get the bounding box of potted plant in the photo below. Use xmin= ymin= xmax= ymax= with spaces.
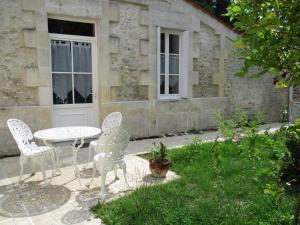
xmin=149 ymin=142 xmax=171 ymax=178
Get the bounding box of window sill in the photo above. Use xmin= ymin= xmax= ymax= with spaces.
xmin=158 ymin=96 xmax=188 ymax=102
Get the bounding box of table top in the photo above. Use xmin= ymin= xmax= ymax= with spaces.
xmin=34 ymin=126 xmax=101 ymax=142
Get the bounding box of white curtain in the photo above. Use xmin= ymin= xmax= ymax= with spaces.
xmin=73 ymin=42 xmax=92 ymax=72
xmin=74 ymin=74 xmax=92 ymax=101
xmin=51 ymin=40 xmax=71 ymax=72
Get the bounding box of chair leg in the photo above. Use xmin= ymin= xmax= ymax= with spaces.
xmin=39 ymin=162 xmax=48 ymax=186
xmin=99 ymin=169 xmax=107 ymax=199
xmin=114 ymin=166 xmax=119 ymax=180
xmin=122 ymin=163 xmax=130 ymax=189
xmin=18 ymin=156 xmax=24 ymax=186
xmin=89 ymin=161 xmax=97 ymax=187
xmin=88 ymin=144 xmax=93 ymax=163
xmin=50 ymin=151 xmax=55 ymax=179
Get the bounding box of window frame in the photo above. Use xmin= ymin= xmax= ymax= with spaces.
xmin=158 ymin=28 xmax=182 ymax=100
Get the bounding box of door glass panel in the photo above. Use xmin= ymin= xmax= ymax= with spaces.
xmin=169 ymin=75 xmax=179 ymax=94
xmin=160 ymin=75 xmax=165 ymax=94
xmin=52 ymin=73 xmax=73 ymax=104
xmin=51 ymin=40 xmax=71 ymax=72
xmin=160 ymin=33 xmax=165 ymax=53
xmin=73 ymin=42 xmax=92 ymax=73
xmin=74 ymin=74 xmax=93 ymax=103
xmin=169 ymin=54 xmax=179 ymax=74
xmin=169 ymin=34 xmax=179 ymax=54
xmin=160 ymin=54 xmax=165 ymax=74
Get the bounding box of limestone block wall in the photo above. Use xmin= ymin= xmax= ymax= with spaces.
xmin=193 ymin=23 xmax=219 ymax=97
xmin=224 ymin=38 xmax=288 ymax=121
xmin=0 ymin=0 xmax=38 ymax=107
xmin=101 ymin=98 xmax=229 ymax=138
xmin=108 ymin=0 xmax=149 ymax=101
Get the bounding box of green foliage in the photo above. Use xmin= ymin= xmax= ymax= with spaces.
xmin=92 ymin=135 xmax=294 ymax=225
xmin=215 ymin=108 xmax=262 ymax=141
xmin=193 ymin=0 xmax=231 ymax=24
xmin=283 ymin=118 xmax=300 ymax=163
xmin=226 ymin=0 xmax=300 ymax=86
xmin=147 ymin=142 xmax=168 ymax=163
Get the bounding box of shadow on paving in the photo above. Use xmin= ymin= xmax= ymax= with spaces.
xmin=0 ymin=181 xmax=71 ymax=217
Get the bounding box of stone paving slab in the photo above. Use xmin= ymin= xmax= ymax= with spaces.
xmin=0 ymin=154 xmax=178 ymax=225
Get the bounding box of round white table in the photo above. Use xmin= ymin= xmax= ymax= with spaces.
xmin=34 ymin=126 xmax=101 ymax=178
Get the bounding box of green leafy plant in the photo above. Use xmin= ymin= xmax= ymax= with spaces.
xmin=225 ymin=0 xmax=300 ymax=86
xmin=149 ymin=142 xmax=168 ymax=163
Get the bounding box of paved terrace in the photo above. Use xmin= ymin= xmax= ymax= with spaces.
xmin=0 ymin=123 xmax=283 ymax=225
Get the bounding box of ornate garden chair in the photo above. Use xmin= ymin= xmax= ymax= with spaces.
xmin=88 ymin=112 xmax=123 ymax=162
xmin=90 ymin=127 xmax=131 ymax=200
xmin=7 ymin=119 xmax=55 ymax=186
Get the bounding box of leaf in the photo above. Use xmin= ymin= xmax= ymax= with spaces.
xmin=231 ymin=5 xmax=242 ymax=13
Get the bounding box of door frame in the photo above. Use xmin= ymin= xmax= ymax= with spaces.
xmin=48 ymin=33 xmax=99 ymax=127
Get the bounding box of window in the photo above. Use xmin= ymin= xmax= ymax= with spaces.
xmin=48 ymin=19 xmax=95 ymax=37
xmin=293 ymin=86 xmax=300 ymax=102
xmin=51 ymin=40 xmax=93 ymax=105
xmin=159 ymin=31 xmax=181 ymax=98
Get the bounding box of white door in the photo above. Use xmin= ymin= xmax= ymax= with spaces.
xmin=50 ymin=36 xmax=97 ymax=127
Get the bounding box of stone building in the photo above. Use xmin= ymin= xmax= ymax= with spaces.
xmin=0 ymin=0 xmax=288 ymax=156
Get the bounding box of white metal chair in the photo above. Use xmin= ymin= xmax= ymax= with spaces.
xmin=7 ymin=119 xmax=55 ymax=186
xmin=88 ymin=112 xmax=123 ymax=162
xmin=90 ymin=127 xmax=130 ymax=200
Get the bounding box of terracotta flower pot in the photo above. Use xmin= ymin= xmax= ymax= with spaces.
xmin=149 ymin=159 xmax=171 ymax=178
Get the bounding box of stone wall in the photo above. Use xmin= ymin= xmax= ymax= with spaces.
xmin=0 ymin=106 xmax=51 ymax=156
xmin=224 ymin=38 xmax=288 ymax=121
xmin=109 ymin=1 xmax=149 ymax=101
xmin=101 ymin=97 xmax=229 ymax=138
xmin=0 ymin=0 xmax=38 ymax=107
xmin=193 ymin=23 xmax=219 ymax=97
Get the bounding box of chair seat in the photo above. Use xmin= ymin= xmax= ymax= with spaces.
xmin=90 ymin=140 xmax=97 ymax=148
xmin=23 ymin=144 xmax=52 ymax=157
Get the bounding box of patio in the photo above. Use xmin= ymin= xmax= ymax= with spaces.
xmin=0 ymin=149 xmax=178 ymax=225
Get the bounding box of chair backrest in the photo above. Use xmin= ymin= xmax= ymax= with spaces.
xmin=96 ymin=127 xmax=130 ymax=161
xmin=7 ymin=119 xmax=33 ymax=154
xmin=101 ymin=112 xmax=123 ymax=132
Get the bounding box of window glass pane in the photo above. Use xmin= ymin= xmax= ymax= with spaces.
xmin=160 ymin=54 xmax=165 ymax=74
xmin=48 ymin=19 xmax=95 ymax=37
xmin=52 ymin=73 xmax=73 ymax=104
xmin=74 ymin=74 xmax=93 ymax=103
xmin=169 ymin=34 xmax=179 ymax=54
xmin=169 ymin=75 xmax=179 ymax=94
xmin=51 ymin=40 xmax=71 ymax=72
xmin=73 ymin=42 xmax=92 ymax=73
xmin=169 ymin=54 xmax=179 ymax=74
xmin=160 ymin=75 xmax=165 ymax=94
xmin=160 ymin=33 xmax=165 ymax=53
xmin=293 ymin=86 xmax=300 ymax=102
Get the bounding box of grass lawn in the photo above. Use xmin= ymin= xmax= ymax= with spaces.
xmin=92 ymin=135 xmax=294 ymax=225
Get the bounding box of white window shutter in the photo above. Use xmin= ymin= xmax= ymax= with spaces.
xmin=181 ymin=30 xmax=190 ymax=98
xmin=157 ymin=26 xmax=161 ymax=99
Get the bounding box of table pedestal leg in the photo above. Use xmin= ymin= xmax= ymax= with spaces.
xmin=43 ymin=140 xmax=59 ymax=175
xmin=72 ymin=138 xmax=84 ymax=178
